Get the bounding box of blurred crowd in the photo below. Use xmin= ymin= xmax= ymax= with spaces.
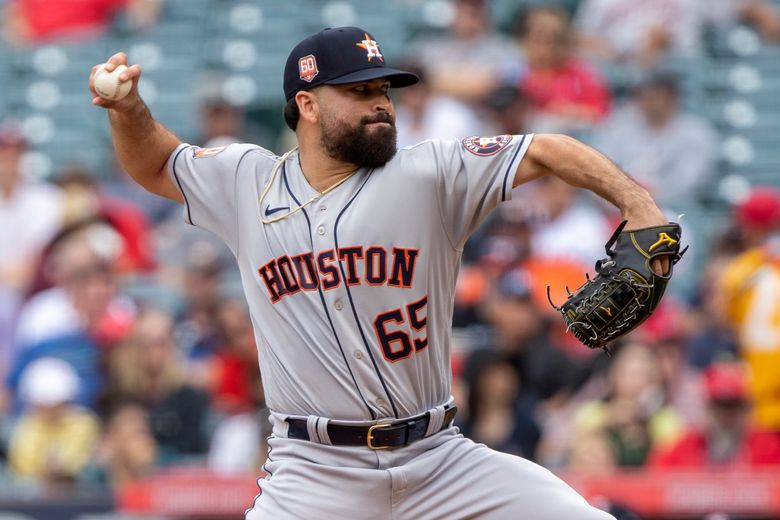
xmin=2 ymin=0 xmax=780 ymax=503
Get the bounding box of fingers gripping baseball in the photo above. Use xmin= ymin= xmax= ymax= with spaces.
xmin=89 ymin=52 xmax=142 ymax=110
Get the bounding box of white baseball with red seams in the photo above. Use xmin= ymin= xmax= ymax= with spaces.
xmin=94 ymin=63 xmax=132 ymax=100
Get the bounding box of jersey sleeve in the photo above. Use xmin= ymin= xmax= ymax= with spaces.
xmin=431 ymin=134 xmax=533 ymax=249
xmin=167 ymin=143 xmax=259 ymax=252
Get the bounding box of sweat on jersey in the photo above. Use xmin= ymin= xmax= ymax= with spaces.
xmin=167 ymin=134 xmax=533 ymax=421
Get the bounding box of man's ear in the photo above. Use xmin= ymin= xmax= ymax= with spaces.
xmin=296 ymin=90 xmax=319 ymax=125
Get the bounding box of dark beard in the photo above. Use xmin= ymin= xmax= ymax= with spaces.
xmin=320 ymin=112 xmax=397 ymax=168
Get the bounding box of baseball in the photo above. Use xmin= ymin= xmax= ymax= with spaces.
xmin=94 ymin=63 xmax=132 ymax=100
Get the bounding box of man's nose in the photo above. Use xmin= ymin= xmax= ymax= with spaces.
xmin=374 ymin=94 xmax=391 ymax=112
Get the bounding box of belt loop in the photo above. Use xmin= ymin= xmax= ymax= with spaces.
xmin=272 ymin=411 xmax=291 ymax=438
xmin=307 ymin=416 xmax=321 ymax=443
xmin=425 ymin=405 xmax=446 ymax=437
xmin=317 ymin=417 xmax=332 ymax=446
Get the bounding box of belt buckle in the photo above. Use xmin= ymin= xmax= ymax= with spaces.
xmin=367 ymin=422 xmax=393 ymax=450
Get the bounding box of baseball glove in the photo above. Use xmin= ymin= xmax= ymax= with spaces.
xmin=547 ymin=221 xmax=687 ymax=353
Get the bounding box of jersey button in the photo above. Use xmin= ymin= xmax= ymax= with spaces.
xmin=375 ymin=398 xmax=386 ymax=407
xmin=320 ymin=206 xmax=327 ymax=212
xmin=353 ymin=350 xmax=363 ymax=360
xmin=334 ymin=299 xmax=344 ymax=311
xmin=317 ymin=225 xmax=326 ymax=235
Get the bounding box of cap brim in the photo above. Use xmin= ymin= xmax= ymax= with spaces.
xmin=324 ymin=67 xmax=419 ymax=88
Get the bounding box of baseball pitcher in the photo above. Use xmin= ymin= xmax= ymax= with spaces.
xmin=89 ymin=26 xmax=682 ymax=520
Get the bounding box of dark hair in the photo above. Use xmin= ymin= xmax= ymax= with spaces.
xmin=635 ymin=70 xmax=681 ymax=96
xmin=513 ymin=4 xmax=570 ymax=39
xmin=283 ymin=97 xmax=300 ymax=131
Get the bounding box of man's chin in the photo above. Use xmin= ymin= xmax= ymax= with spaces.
xmin=357 ymin=144 xmax=397 ymax=168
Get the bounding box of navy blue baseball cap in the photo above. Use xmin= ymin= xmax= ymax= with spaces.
xmin=283 ymin=27 xmax=419 ymax=101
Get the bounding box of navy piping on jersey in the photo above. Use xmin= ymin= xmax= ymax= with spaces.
xmin=171 ymin=146 xmax=193 ymax=225
xmin=245 ymin=434 xmax=275 ymax=518
xmin=501 ymin=134 xmax=526 ymax=202
xmin=282 ymin=162 xmax=376 ymax=420
xmin=333 ymin=169 xmax=400 ymax=420
xmin=233 ymin=147 xmax=265 ymax=256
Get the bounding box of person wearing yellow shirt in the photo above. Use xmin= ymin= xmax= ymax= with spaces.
xmin=8 ymin=357 xmax=100 ymax=487
xmin=721 ymin=187 xmax=780 ymax=431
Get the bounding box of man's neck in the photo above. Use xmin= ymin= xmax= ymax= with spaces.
xmin=298 ymin=143 xmax=359 ymax=193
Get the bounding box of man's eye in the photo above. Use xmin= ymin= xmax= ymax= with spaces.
xmin=354 ymin=85 xmax=367 ymax=93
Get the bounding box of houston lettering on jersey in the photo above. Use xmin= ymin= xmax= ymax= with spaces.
xmin=258 ymin=246 xmax=419 ymax=303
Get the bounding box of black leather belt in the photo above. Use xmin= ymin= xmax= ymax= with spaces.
xmin=286 ymin=406 xmax=458 ymax=450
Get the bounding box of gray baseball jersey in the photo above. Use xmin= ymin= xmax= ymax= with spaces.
xmin=167 ymin=134 xmax=532 ymax=421
xmin=170 ymin=135 xmax=617 ymax=520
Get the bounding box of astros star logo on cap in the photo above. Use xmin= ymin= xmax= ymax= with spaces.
xmin=355 ymin=33 xmax=383 ymax=62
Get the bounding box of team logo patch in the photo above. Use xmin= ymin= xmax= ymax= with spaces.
xmin=649 ymin=232 xmax=678 ymax=252
xmin=462 ymin=135 xmax=513 ymax=156
xmin=355 ymin=33 xmax=383 ymax=62
xmin=193 ymin=146 xmax=226 ymax=158
xmin=298 ymin=54 xmax=319 ymax=83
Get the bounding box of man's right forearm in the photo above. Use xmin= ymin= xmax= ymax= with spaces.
xmin=108 ymin=100 xmax=183 ymax=201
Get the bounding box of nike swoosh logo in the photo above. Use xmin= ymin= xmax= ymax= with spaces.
xmin=265 ymin=205 xmax=290 ymax=216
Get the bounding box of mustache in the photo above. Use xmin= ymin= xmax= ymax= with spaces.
xmin=361 ymin=113 xmax=395 ymax=126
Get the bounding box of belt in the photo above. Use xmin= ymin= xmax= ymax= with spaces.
xmin=286 ymin=406 xmax=458 ymax=450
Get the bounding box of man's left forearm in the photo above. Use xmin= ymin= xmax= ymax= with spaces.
xmin=514 ymin=133 xmax=667 ymax=229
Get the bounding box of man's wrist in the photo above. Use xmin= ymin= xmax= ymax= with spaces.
xmin=618 ymin=191 xmax=667 ymax=228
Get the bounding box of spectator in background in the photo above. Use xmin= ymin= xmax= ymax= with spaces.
xmin=576 ymin=0 xmax=780 ymax=68
xmin=205 ymin=299 xmax=262 ymax=415
xmin=514 ymin=5 xmax=611 ymax=134
xmin=0 ymin=119 xmax=63 ymax=296
xmin=483 ymin=83 xmax=531 ymax=136
xmin=54 ymin=166 xmax=156 ymax=274
xmin=197 ymin=98 xmax=246 ymax=148
xmin=204 ymin=300 xmax=266 ymax=475
xmin=593 ymin=70 xmax=717 ymax=209
xmin=521 ymin=176 xmax=612 ymax=268
xmin=14 ymin=223 xmax=134 ymax=351
xmin=2 ymin=0 xmax=162 ymax=45
xmin=8 ymin=357 xmax=100 ymax=491
xmin=650 ymin=362 xmax=780 ymax=468
xmin=94 ymin=402 xmax=158 ymax=488
xmin=458 ymin=349 xmax=540 ymax=459
xmin=0 ymin=119 xmax=63 ymax=379
xmin=103 ymin=152 xmax=179 ymax=226
xmin=571 ymin=341 xmax=684 ymax=467
xmin=454 ymin=214 xmax=533 ymax=328
xmin=105 ymin=308 xmax=210 ymax=463
xmin=638 ymin=303 xmax=708 ymax=429
xmin=174 ymin=245 xmax=225 ymax=365
xmin=720 ymin=187 xmax=780 ymax=433
xmin=454 ymin=208 xmax=603 ymax=355
xmin=407 ymin=0 xmax=523 ymax=103
xmin=393 ymin=63 xmax=483 ymax=148
xmin=480 ymin=268 xmax=582 ymax=402
xmin=7 ymin=226 xmax=135 ymax=411
xmin=685 ymin=252 xmax=740 ymax=370
xmin=7 ymin=332 xmax=105 ymax=413
xmin=567 ymin=429 xmax=618 ymax=476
